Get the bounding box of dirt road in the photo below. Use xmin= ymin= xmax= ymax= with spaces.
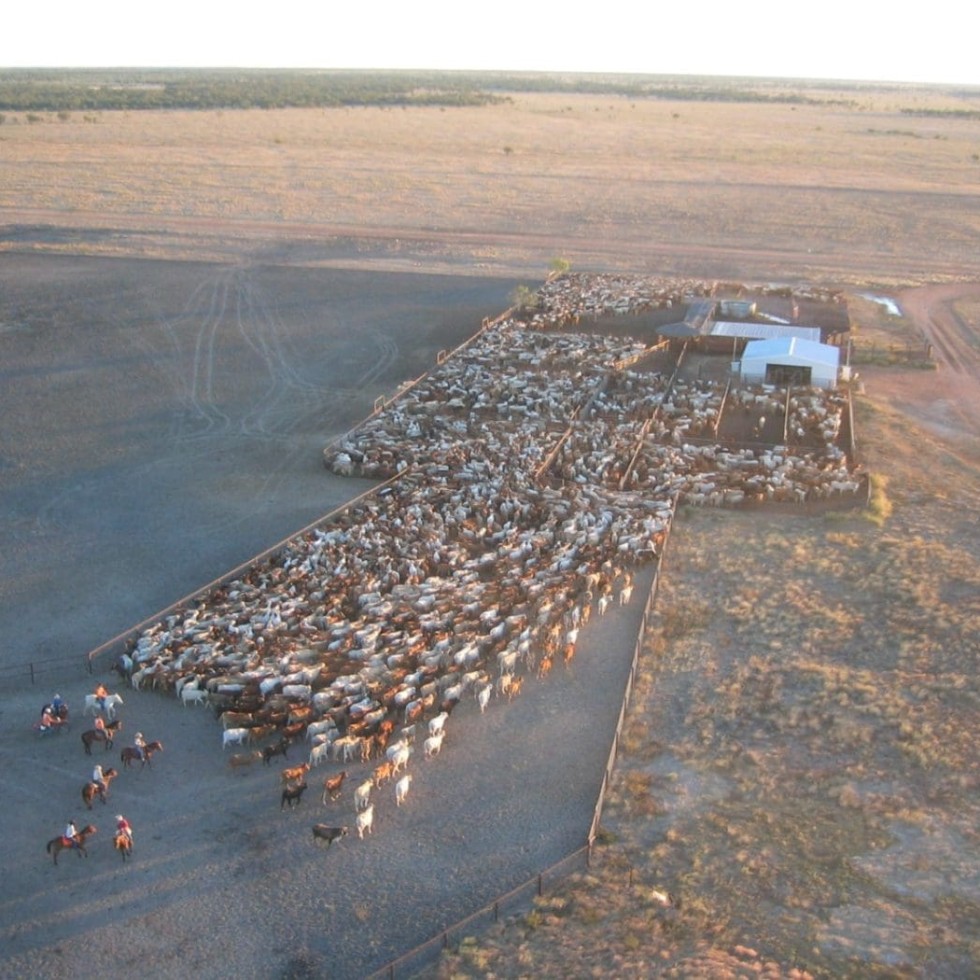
xmin=868 ymin=283 xmax=980 ymax=454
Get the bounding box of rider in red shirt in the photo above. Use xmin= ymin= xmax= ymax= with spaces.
xmin=116 ymin=814 xmax=133 ymax=844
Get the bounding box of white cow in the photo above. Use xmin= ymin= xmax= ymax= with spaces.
xmin=389 ymin=744 xmax=411 ymax=774
xmin=222 ymin=728 xmax=250 ymax=750
xmin=356 ymin=804 xmax=374 ymax=839
xmin=395 ymin=774 xmax=412 ymax=807
xmin=424 ymin=731 xmax=445 ymax=758
xmin=180 ymin=687 xmax=208 ymax=707
xmin=353 ymin=779 xmax=373 ymax=812
xmin=428 ymin=711 xmax=449 ymax=738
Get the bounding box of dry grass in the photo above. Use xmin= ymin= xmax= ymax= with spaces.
xmin=3 ymin=89 xmax=980 ymax=280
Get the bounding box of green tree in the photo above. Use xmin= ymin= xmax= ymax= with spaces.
xmin=510 ymin=284 xmax=540 ymax=313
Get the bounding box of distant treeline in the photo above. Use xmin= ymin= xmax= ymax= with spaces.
xmin=901 ymin=107 xmax=980 ymax=120
xmin=0 ymin=68 xmax=861 ymax=113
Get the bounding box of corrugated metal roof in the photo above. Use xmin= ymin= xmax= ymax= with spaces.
xmin=658 ymin=322 xmax=704 ymax=338
xmin=742 ymin=337 xmax=840 ymax=367
xmin=710 ymin=321 xmax=821 ymax=342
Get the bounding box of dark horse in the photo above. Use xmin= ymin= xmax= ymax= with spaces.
xmin=82 ymin=767 xmax=118 ymax=809
xmin=46 ymin=824 xmax=97 ymax=865
xmin=113 ymin=831 xmax=133 ymax=862
xmin=120 ymin=740 xmax=163 ymax=768
xmin=81 ymin=719 xmax=122 ymax=755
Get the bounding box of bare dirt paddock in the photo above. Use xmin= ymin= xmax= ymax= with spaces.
xmin=1 ymin=86 xmax=979 ymax=978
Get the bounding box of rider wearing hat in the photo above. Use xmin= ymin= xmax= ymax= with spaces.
xmin=63 ymin=818 xmax=80 ymax=848
xmin=116 ymin=814 xmax=133 ymax=844
xmin=134 ymin=731 xmax=146 ymax=762
xmin=39 ymin=704 xmax=56 ymax=731
xmin=92 ymin=764 xmax=107 ymax=795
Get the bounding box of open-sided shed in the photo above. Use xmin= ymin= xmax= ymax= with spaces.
xmin=738 ymin=337 xmax=840 ymax=388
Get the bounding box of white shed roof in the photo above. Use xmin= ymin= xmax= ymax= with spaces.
xmin=710 ymin=321 xmax=821 ymax=342
xmin=742 ymin=337 xmax=840 ymax=368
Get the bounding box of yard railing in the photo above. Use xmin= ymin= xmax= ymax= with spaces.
xmin=0 ymin=652 xmax=95 ymax=687
xmin=82 ymin=476 xmax=403 ymax=673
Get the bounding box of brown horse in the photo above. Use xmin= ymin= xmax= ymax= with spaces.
xmin=46 ymin=824 xmax=97 ymax=865
xmin=82 ymin=767 xmax=118 ymax=809
xmin=81 ymin=720 xmax=122 ymax=755
xmin=120 ymin=740 xmax=163 ymax=768
xmin=113 ymin=831 xmax=133 ymax=862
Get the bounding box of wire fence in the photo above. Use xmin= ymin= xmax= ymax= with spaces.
xmin=849 ymin=338 xmax=934 ymax=367
xmin=0 ymin=652 xmax=95 ymax=687
xmin=366 ymin=846 xmax=594 ymax=980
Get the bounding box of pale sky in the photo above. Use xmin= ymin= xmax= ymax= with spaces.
xmin=3 ymin=1 xmax=977 ymax=87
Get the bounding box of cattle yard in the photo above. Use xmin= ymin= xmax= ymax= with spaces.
xmin=33 ymin=274 xmax=860 ymax=965
xmin=112 ymin=274 xmax=864 ymax=739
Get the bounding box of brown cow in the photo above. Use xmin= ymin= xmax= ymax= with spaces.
xmin=373 ymin=761 xmax=395 ymax=787
xmin=322 ymin=770 xmax=347 ymax=803
xmin=281 ymin=762 xmax=310 ymax=785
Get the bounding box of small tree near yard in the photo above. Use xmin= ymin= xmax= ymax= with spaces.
xmin=510 ymin=284 xmax=540 ymax=313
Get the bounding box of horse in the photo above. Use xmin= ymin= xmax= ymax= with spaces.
xmin=120 ymin=740 xmax=163 ymax=769
xmin=81 ymin=720 xmax=122 ymax=755
xmin=82 ymin=767 xmax=118 ymax=809
xmin=84 ymin=693 xmax=124 ymax=721
xmin=46 ymin=824 xmax=97 ymax=865
xmin=114 ymin=831 xmax=133 ymax=862
xmin=36 ymin=702 xmax=70 ymax=734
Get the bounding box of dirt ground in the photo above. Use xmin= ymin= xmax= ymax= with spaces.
xmin=1 ymin=87 xmax=979 ymax=979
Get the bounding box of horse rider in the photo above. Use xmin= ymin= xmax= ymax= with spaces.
xmin=133 ymin=731 xmax=146 ymax=762
xmin=116 ymin=814 xmax=133 ymax=845
xmin=92 ymin=764 xmax=107 ymax=795
xmin=93 ymin=714 xmax=106 ymax=733
xmin=51 ymin=693 xmax=66 ymax=719
xmin=63 ymin=818 xmax=80 ymax=849
xmin=93 ymin=683 xmax=108 ymax=712
xmin=39 ymin=704 xmax=56 ymax=732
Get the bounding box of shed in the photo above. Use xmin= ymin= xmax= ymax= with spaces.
xmin=709 ymin=322 xmax=821 ymax=344
xmin=737 ymin=337 xmax=840 ymax=388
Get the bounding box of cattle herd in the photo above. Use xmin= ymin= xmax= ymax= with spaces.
xmin=88 ymin=273 xmax=861 ymax=845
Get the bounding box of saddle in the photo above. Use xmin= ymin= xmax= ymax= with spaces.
xmin=62 ymin=835 xmax=78 ymax=848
